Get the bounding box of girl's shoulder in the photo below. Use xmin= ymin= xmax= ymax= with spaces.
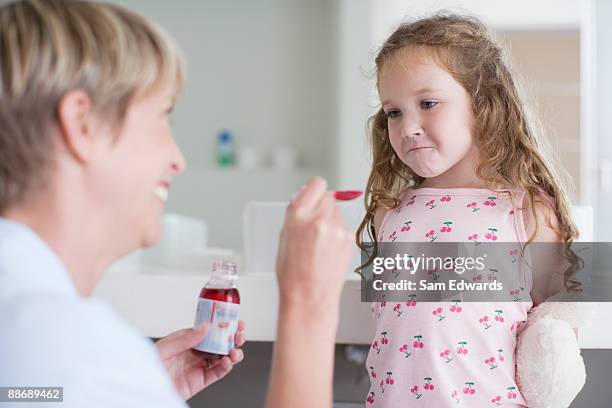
xmin=521 ymin=190 xmax=563 ymax=243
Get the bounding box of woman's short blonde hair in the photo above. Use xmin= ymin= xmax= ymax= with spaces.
xmin=0 ymin=0 xmax=185 ymax=212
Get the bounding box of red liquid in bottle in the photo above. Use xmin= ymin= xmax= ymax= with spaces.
xmin=200 ymin=287 xmax=240 ymax=304
xmin=194 ymin=260 xmax=240 ymax=355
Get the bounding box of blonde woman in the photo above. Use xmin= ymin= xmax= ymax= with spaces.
xmin=0 ymin=1 xmax=352 ymax=407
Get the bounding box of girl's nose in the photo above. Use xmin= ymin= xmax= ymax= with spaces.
xmin=402 ymin=119 xmax=424 ymax=138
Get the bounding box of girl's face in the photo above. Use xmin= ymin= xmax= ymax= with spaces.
xmin=91 ymin=83 xmax=186 ymax=249
xmin=378 ymin=49 xmax=479 ymax=184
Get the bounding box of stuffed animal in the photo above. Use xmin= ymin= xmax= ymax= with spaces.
xmin=516 ymin=299 xmax=596 ymax=408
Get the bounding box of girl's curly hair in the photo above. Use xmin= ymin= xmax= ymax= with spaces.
xmin=356 ymin=12 xmax=581 ymax=292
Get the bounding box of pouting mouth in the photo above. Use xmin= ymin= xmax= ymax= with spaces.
xmin=408 ymin=146 xmax=435 ymax=153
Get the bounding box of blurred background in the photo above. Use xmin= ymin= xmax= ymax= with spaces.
xmin=107 ymin=0 xmax=612 ymax=253
xmin=107 ymin=1 xmax=612 ymax=406
xmin=24 ymin=0 xmax=609 ymax=406
xmin=100 ymin=2 xmax=611 ymax=407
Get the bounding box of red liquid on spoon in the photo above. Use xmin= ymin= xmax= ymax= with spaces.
xmin=334 ymin=190 xmax=363 ymax=201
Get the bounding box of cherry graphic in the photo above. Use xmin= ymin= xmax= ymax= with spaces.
xmin=425 ymin=229 xmax=437 ymax=241
xmin=393 ymin=303 xmax=403 ymax=317
xmin=406 ymin=195 xmax=416 ymax=206
xmin=485 ymin=357 xmax=498 ymax=369
xmin=399 ymin=343 xmax=411 ymax=358
xmin=369 ymin=366 xmax=377 ymax=378
xmin=485 ymin=228 xmax=498 ymax=241
xmin=440 ymin=348 xmax=453 ymax=363
xmin=466 ymin=201 xmax=480 ymax=212
xmin=412 ymin=335 xmax=424 ymax=348
xmin=510 ymin=289 xmax=523 ymax=301
xmin=432 ymin=307 xmax=446 ymax=321
xmin=479 ymin=315 xmax=491 ymax=329
xmin=366 ymin=392 xmax=375 ymax=404
xmin=440 ymin=220 xmax=453 ymax=233
xmin=494 ymin=309 xmax=505 ymax=323
xmin=451 ymin=390 xmax=460 ymax=402
xmin=456 ymin=341 xmax=469 ymax=355
xmin=405 ymin=295 xmax=417 ymax=307
xmin=400 ymin=221 xmax=413 ymax=232
xmin=463 ymin=382 xmax=476 ymax=395
xmin=449 ymin=300 xmax=462 ymax=312
xmin=385 ymin=372 xmax=394 ymax=385
xmin=472 ymin=274 xmax=483 ymax=281
xmin=484 ymin=196 xmax=498 ymax=207
xmin=423 ymin=377 xmax=435 ymax=390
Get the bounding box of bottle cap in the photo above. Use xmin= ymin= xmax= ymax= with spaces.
xmin=212 ymin=259 xmax=238 ymax=280
xmin=218 ymin=131 xmax=232 ymax=142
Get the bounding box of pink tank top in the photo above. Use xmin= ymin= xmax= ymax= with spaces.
xmin=366 ymin=188 xmax=532 ymax=407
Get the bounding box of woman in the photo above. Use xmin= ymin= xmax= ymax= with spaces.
xmin=0 ymin=1 xmax=352 ymax=407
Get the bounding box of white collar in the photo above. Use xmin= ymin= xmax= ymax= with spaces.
xmin=0 ymin=217 xmax=78 ymax=298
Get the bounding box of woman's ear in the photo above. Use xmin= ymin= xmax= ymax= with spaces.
xmin=56 ymin=90 xmax=98 ymax=163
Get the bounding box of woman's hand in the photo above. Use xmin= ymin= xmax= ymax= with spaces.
xmin=275 ymin=177 xmax=354 ymax=313
xmin=266 ymin=177 xmax=354 ymax=408
xmin=155 ymin=320 xmax=245 ymax=400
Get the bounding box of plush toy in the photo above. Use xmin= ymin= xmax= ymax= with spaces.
xmin=516 ymin=299 xmax=596 ymax=408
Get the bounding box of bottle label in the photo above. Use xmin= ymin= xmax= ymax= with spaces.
xmin=193 ymin=298 xmax=240 ymax=355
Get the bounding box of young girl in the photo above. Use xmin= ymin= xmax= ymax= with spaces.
xmin=357 ymin=13 xmax=579 ymax=407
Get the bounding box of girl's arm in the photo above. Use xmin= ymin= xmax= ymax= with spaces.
xmin=523 ymin=200 xmax=579 ymax=338
xmin=523 ymin=200 xmax=566 ymax=306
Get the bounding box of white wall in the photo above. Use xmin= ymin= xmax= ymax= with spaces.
xmin=371 ymin=0 xmax=581 ymax=44
xmin=336 ymin=0 xmax=378 ymax=191
xmin=589 ymin=0 xmax=612 ymax=241
xmin=113 ymin=0 xmax=340 ymax=248
xmin=116 ymin=0 xmax=338 ymax=171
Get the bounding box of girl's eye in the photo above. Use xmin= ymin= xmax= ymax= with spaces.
xmin=421 ymin=100 xmax=438 ymax=109
xmin=386 ymin=110 xmax=401 ymax=119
